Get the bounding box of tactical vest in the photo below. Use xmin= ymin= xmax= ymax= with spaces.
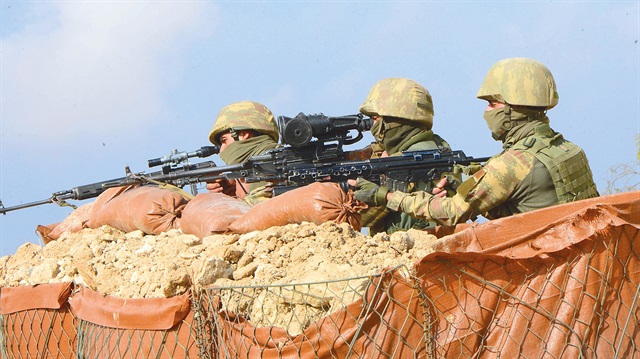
xmin=511 ymin=125 xmax=599 ymax=203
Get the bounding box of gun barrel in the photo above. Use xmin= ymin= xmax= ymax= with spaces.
xmin=0 ymin=198 xmax=57 ymax=214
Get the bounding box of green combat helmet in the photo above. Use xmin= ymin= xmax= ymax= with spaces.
xmin=209 ymin=101 xmax=279 ymax=146
xmin=477 ymin=58 xmax=559 ymax=109
xmin=359 ymin=78 xmax=434 ymax=130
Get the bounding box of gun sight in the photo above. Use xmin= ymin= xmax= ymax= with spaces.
xmin=278 ymin=113 xmax=373 ymax=148
xmin=148 ymin=146 xmax=220 ymax=168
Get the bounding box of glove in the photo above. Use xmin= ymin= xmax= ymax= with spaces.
xmin=242 ymin=184 xmax=273 ymax=206
xmin=353 ymin=178 xmax=390 ymax=206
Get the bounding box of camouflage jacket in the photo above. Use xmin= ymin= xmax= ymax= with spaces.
xmin=387 ymin=123 xmax=598 ymax=226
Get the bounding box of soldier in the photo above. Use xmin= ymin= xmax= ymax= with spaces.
xmin=207 ymin=101 xmax=279 ymax=205
xmin=356 ymin=78 xmax=458 ymax=234
xmin=353 ymin=58 xmax=599 ymax=226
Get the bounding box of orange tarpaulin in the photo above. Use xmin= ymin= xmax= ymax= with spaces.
xmin=1 ymin=191 xmax=638 ymax=358
xmin=206 ymin=191 xmax=640 ymax=358
xmin=209 ymin=270 xmax=427 ymax=358
xmin=0 ymin=282 xmax=72 ymax=314
xmin=69 ymin=286 xmax=191 ymax=330
xmin=0 ymin=283 xmax=77 ymax=358
xmin=411 ymin=190 xmax=640 ymax=358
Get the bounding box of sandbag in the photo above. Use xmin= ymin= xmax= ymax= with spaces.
xmin=36 ymin=202 xmax=95 ymax=243
xmin=35 ymin=223 xmax=58 ymax=244
xmin=86 ymin=185 xmax=188 ymax=234
xmin=229 ymin=182 xmax=364 ymax=234
xmin=178 ymin=192 xmax=251 ymax=238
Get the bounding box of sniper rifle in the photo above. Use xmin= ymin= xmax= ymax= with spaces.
xmin=0 ymin=145 xmax=220 ymax=214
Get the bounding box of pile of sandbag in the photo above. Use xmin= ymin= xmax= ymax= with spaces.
xmin=37 ymin=182 xmax=364 ymax=242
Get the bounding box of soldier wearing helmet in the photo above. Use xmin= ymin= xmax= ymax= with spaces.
xmin=353 ymin=58 xmax=599 ymax=226
xmin=356 ymin=78 xmax=458 ymax=234
xmin=206 ymin=101 xmax=279 ymax=205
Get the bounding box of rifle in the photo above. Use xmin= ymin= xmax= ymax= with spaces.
xmin=0 ymin=112 xmax=371 ymax=214
xmin=214 ymin=112 xmax=490 ymax=194
xmin=0 ymin=112 xmax=489 ymax=214
xmin=165 ymin=148 xmax=491 ymax=196
xmin=106 ymin=110 xmax=488 ymax=195
xmin=0 ymin=146 xmax=220 ymax=215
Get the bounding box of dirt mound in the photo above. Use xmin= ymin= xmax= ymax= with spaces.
xmin=1 ymin=222 xmax=437 ymax=298
xmin=0 ymin=222 xmax=439 ymax=334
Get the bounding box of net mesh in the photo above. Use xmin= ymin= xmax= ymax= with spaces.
xmin=1 ymin=194 xmax=638 ymax=358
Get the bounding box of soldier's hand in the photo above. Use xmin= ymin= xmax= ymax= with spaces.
xmin=432 ymin=177 xmax=448 ymax=197
xmin=352 ymin=178 xmax=390 ymax=206
xmin=206 ymin=178 xmax=236 ymax=196
xmin=432 ymin=175 xmax=462 ymax=197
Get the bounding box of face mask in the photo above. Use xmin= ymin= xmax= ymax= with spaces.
xmin=370 ymin=119 xmax=384 ymax=143
xmin=219 ymin=135 xmax=277 ymax=164
xmin=483 ymin=107 xmax=511 ymax=141
xmin=380 ymin=119 xmax=426 ymax=155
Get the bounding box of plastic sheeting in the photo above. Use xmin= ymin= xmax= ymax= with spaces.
xmin=69 ymin=287 xmax=191 ymax=330
xmin=2 ymin=191 xmax=639 ymax=358
xmin=0 ymin=283 xmax=77 ymax=358
xmin=205 ymin=191 xmax=640 ymax=358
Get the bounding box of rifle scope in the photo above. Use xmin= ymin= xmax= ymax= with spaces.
xmin=277 ymin=113 xmax=373 ymax=148
xmin=148 ymin=145 xmax=220 ymax=168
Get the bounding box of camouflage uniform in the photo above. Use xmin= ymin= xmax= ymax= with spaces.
xmin=209 ymin=101 xmax=279 ymax=205
xmin=358 ymin=78 xmax=458 ymax=234
xmin=384 ymin=58 xmax=598 ymax=226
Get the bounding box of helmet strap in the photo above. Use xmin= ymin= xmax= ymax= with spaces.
xmin=504 ymin=104 xmax=539 ymax=130
xmin=229 ymin=128 xmax=240 ymax=141
xmin=502 ymin=104 xmax=514 ymax=132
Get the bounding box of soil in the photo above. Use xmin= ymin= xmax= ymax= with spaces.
xmin=0 ymin=221 xmax=439 ymax=334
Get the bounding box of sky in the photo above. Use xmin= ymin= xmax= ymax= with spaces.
xmin=0 ymin=1 xmax=638 ymax=257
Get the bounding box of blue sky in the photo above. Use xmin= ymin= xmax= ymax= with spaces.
xmin=1 ymin=1 xmax=638 ymax=257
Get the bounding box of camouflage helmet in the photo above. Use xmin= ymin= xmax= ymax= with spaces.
xmin=209 ymin=101 xmax=279 ymax=145
xmin=477 ymin=58 xmax=559 ymax=109
xmin=359 ymin=78 xmax=434 ymax=129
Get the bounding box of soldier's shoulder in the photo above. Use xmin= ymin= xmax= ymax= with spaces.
xmin=487 ymin=149 xmax=537 ymax=170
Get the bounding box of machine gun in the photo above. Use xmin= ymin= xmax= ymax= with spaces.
xmin=276 ymin=149 xmax=491 ymax=195
xmin=159 ymin=148 xmax=491 ymax=196
xmin=214 ymin=112 xmax=489 ymax=194
xmin=0 ymin=145 xmax=219 ymax=215
xmin=0 ymin=112 xmax=371 ymax=214
xmin=1 ymin=112 xmax=488 ymax=214
xmin=138 ymin=112 xmax=377 ymax=194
